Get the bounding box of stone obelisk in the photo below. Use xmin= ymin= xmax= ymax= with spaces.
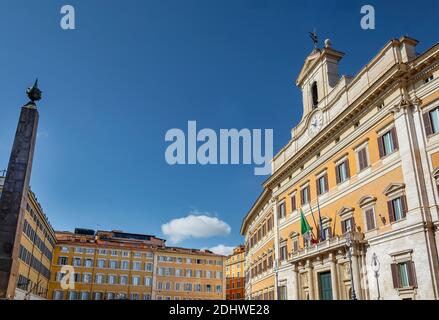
xmin=0 ymin=80 xmax=42 ymax=299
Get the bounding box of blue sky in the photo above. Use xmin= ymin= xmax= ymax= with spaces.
xmin=0 ymin=0 xmax=438 ymax=255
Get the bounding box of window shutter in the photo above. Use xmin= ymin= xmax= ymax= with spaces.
xmin=387 ymin=200 xmax=395 ymax=223
xmin=401 ymin=195 xmax=408 ymax=218
xmin=377 ymin=136 xmax=385 ymax=158
xmin=358 ymin=149 xmax=364 ymax=170
xmin=423 ymin=112 xmax=433 ymax=135
xmin=345 ymin=159 xmax=351 ymax=179
xmin=360 ymin=148 xmax=368 ymax=169
xmin=324 ymin=173 xmax=329 ymax=192
xmin=291 ymin=195 xmax=296 ymax=211
xmin=391 ymin=263 xmax=400 ymax=288
xmin=341 ymin=220 xmax=346 ymax=234
xmin=316 ymin=178 xmax=321 ymax=196
xmin=365 ymin=209 xmax=375 ymax=230
xmin=335 ymin=165 xmax=340 ymax=184
xmin=408 ymin=261 xmax=417 ymax=287
xmin=391 ymin=127 xmax=399 ymax=150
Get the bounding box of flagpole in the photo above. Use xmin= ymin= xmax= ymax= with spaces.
xmin=332 ymin=208 xmax=338 ymax=238
xmin=309 ymin=204 xmax=319 ymax=241
xmin=316 ymin=197 xmax=323 ymax=241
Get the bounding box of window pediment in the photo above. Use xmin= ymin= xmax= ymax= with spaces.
xmin=289 ymin=231 xmax=299 ymax=239
xmin=383 ymin=183 xmax=405 ymax=197
xmin=358 ymin=195 xmax=377 ymax=208
xmin=433 ymin=168 xmax=439 ymax=179
xmin=337 ymin=206 xmax=354 ymax=218
xmin=321 ymin=216 xmax=332 ymax=228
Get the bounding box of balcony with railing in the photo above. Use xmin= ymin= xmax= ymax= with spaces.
xmin=288 ymin=231 xmax=365 ymax=263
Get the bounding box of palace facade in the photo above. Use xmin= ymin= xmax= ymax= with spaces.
xmin=241 ymin=36 xmax=439 ymax=300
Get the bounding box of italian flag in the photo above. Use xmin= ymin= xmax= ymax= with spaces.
xmin=300 ymin=209 xmax=317 ymax=244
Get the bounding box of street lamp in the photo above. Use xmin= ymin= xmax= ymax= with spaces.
xmin=371 ymin=253 xmax=381 ymax=300
xmin=345 ymin=233 xmax=357 ymax=300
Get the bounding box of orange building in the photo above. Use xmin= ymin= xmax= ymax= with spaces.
xmin=225 ymin=245 xmax=245 ymax=300
xmin=48 ymin=229 xmax=226 ymax=300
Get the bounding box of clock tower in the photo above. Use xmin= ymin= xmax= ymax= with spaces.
xmin=296 ymin=38 xmax=345 ymax=120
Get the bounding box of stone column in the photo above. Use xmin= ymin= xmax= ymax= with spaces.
xmin=0 ymin=102 xmax=39 ymax=299
xmin=329 ymin=253 xmax=339 ymax=300
xmin=306 ymin=260 xmax=314 ymax=300
xmin=351 ymin=252 xmax=362 ymax=300
xmin=392 ymin=97 xmax=439 ymax=298
xmin=291 ymin=263 xmax=299 ymax=300
xmin=272 ymin=199 xmax=279 ymax=300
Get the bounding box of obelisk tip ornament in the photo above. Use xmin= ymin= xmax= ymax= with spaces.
xmin=25 ymin=78 xmax=42 ymax=105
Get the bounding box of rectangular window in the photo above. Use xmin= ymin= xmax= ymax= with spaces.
xmin=290 ymin=193 xmax=297 ymax=212
xmin=132 ymin=276 xmax=140 ymax=286
xmin=144 ymin=277 xmax=152 ymax=286
xmin=424 ymin=107 xmax=439 ymax=135
xmin=388 ymin=196 xmax=407 ymax=222
xmin=300 ymin=186 xmax=310 ymax=205
xmin=378 ymin=128 xmax=398 ymax=158
xmin=133 ymin=261 xmax=141 ymax=271
xmin=336 ymin=160 xmax=350 ymax=184
xmin=108 ymin=275 xmax=117 ymax=285
xmin=364 ymin=208 xmax=376 ymax=231
xmin=121 ymin=260 xmax=129 ymax=270
xmin=292 ymin=239 xmax=299 ymax=252
xmin=357 ymin=147 xmax=369 ymax=171
xmin=80 ymin=291 xmax=90 ymax=300
xmin=391 ymin=261 xmax=417 ymax=289
xmin=280 ymin=243 xmax=287 ymax=261
xmin=73 ymin=257 xmax=81 ymax=267
xmin=341 ymin=218 xmax=354 ymax=234
xmin=53 ymin=290 xmax=64 ymax=300
xmin=95 ymin=274 xmax=104 ymax=284
xmin=84 ymin=259 xmax=93 ymax=268
xmin=145 ymin=262 xmax=153 ymax=272
xmin=120 ymin=275 xmax=128 ymax=285
xmin=316 ymin=174 xmax=328 ymax=195
xmin=58 ymin=257 xmax=68 ymax=265
xmin=97 ymin=259 xmax=105 ymax=268
xmin=82 ymin=273 xmax=92 ymax=284
xmin=278 ymin=202 xmax=286 ymax=219
xmin=109 ymin=260 xmax=118 ymax=269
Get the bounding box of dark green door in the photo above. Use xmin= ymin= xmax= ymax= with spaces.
xmin=319 ymin=272 xmax=333 ymax=300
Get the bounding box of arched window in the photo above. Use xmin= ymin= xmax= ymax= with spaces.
xmin=311 ymin=81 xmax=319 ymax=108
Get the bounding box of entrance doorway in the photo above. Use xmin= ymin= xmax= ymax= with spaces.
xmin=319 ymin=271 xmax=333 ymax=300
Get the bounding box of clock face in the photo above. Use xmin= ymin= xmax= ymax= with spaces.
xmin=309 ymin=112 xmax=323 ymax=135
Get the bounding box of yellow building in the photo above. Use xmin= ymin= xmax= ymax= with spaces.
xmin=0 ymin=173 xmax=56 ymax=300
xmin=225 ymin=245 xmax=245 ymax=300
xmin=48 ymin=229 xmax=226 ymax=300
xmin=153 ymin=247 xmax=226 ymax=300
xmin=241 ymin=36 xmax=439 ymax=300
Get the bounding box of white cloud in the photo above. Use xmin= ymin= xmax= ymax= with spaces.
xmin=161 ymin=213 xmax=231 ymax=244
xmin=207 ymin=244 xmax=235 ymax=256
